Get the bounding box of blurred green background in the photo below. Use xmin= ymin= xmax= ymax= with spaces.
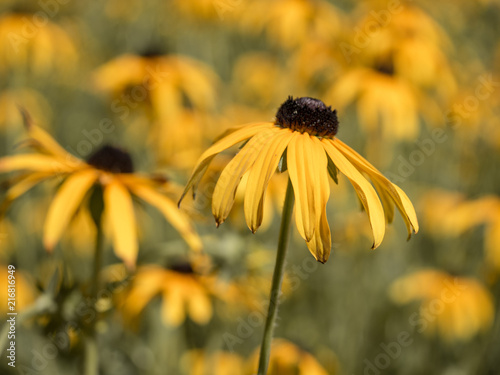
xmin=1 ymin=0 xmax=500 ymax=374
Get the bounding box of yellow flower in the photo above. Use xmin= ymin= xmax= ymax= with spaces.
xmin=0 ymin=114 xmax=201 ymax=269
xmin=93 ymin=52 xmax=218 ymax=122
xmin=390 ymin=270 xmax=494 ymax=342
xmin=247 ymin=338 xmax=331 ymax=375
xmin=0 ymin=13 xmax=77 ymax=75
xmin=180 ymin=96 xmax=418 ymax=263
xmin=240 ymin=0 xmax=342 ymax=50
xmin=120 ymin=263 xmax=213 ymax=327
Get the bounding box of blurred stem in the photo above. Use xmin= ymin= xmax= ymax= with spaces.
xmin=257 ymin=178 xmax=294 ymax=375
xmin=91 ymin=223 xmax=104 ymax=300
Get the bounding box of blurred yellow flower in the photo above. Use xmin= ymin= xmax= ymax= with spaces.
xmin=247 ymin=338 xmax=330 ymax=375
xmin=0 ymin=12 xmax=77 ymax=75
xmin=182 ymin=350 xmax=245 ymax=375
xmin=93 ymin=52 xmax=218 ymax=122
xmin=390 ymin=270 xmax=494 ymax=342
xmin=240 ymin=0 xmax=342 ymax=49
xmin=0 ymin=115 xmax=202 ymax=268
xmin=120 ymin=263 xmax=213 ymax=327
xmin=180 ymin=96 xmax=418 ymax=263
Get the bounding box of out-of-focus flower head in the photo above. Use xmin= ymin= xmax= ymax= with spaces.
xmin=0 ymin=112 xmax=202 ymax=269
xmin=0 ymin=12 xmax=78 ymax=76
xmin=120 ymin=261 xmax=213 ymax=327
xmin=390 ymin=269 xmax=494 ymax=342
xmin=247 ymin=338 xmax=330 ymax=375
xmin=347 ymin=4 xmax=456 ymax=95
xmin=93 ymin=50 xmax=218 ymax=122
xmin=239 ymin=0 xmax=343 ymax=50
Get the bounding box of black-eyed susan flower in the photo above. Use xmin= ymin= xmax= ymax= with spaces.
xmin=0 ymin=114 xmax=201 ymax=269
xmin=180 ymin=96 xmax=418 ymax=263
xmin=120 ymin=263 xmax=213 ymax=327
xmin=389 ymin=270 xmax=494 ymax=342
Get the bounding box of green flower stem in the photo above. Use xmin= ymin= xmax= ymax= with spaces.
xmin=257 ymin=178 xmax=295 ymax=375
xmin=84 ymin=220 xmax=104 ymax=375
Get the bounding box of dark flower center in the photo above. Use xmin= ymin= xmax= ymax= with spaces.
xmin=86 ymin=145 xmax=134 ymax=174
xmin=275 ymin=96 xmax=339 ymax=138
xmin=168 ymin=263 xmax=194 ymax=274
xmin=374 ymin=58 xmax=395 ymax=76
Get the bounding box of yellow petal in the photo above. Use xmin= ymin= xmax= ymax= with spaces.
xmin=130 ymin=183 xmax=202 ymax=252
xmin=322 ymin=139 xmax=385 ymax=249
xmin=187 ymin=286 xmax=212 ymax=325
xmin=44 ymin=169 xmax=98 ymax=251
xmin=0 ymin=154 xmax=72 ymax=173
xmin=372 ymin=178 xmax=395 ymax=224
xmin=162 ymin=288 xmax=185 ymax=326
xmin=333 ymin=139 xmax=419 ymax=237
xmin=104 ymin=180 xmax=138 ymax=269
xmin=213 ymin=128 xmax=277 ymax=226
xmin=287 ymin=133 xmax=320 ymax=241
xmin=179 ymin=122 xmax=275 ymax=205
xmin=122 ymin=267 xmax=166 ymax=318
xmin=244 ymin=128 xmax=293 ymax=232
xmin=305 ymin=137 xmax=331 ymax=262
xmin=21 ymin=110 xmax=80 ymax=162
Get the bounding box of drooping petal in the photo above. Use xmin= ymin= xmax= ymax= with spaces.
xmin=372 ymin=178 xmax=395 ymax=223
xmin=333 ymin=138 xmax=419 ymax=237
xmin=213 ymin=128 xmax=277 ymax=226
xmin=130 ymin=183 xmax=202 ymax=252
xmin=104 ymin=180 xmax=138 ymax=269
xmin=244 ymin=128 xmax=293 ymax=232
xmin=305 ymin=136 xmax=332 ymax=262
xmin=0 ymin=154 xmax=73 ymax=173
xmin=306 ymin=208 xmax=332 ymax=263
xmin=322 ymin=139 xmax=385 ymax=249
xmin=287 ymin=133 xmax=322 ymax=241
xmin=44 ymin=169 xmax=98 ymax=251
xmin=179 ymin=122 xmax=275 ymax=205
